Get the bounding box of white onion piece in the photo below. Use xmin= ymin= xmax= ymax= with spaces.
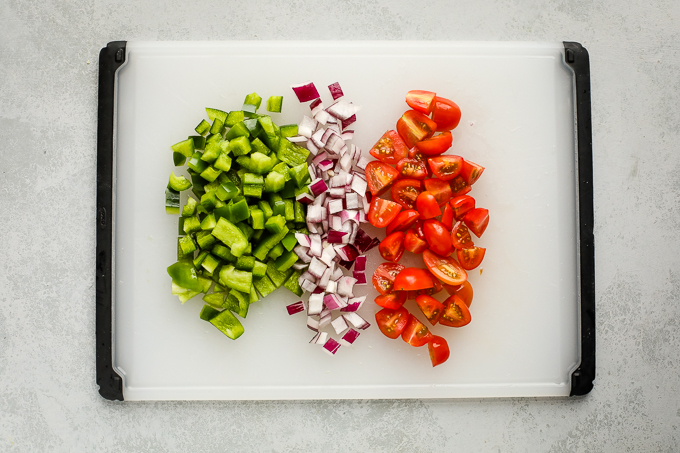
xmin=331 ymin=266 xmax=344 ymax=281
xmin=340 ymin=329 xmax=360 ymax=346
xmin=351 ymin=175 xmax=367 ymax=195
xmin=298 ymin=115 xmax=317 ymax=138
xmin=356 ymin=156 xmax=369 ymax=170
xmin=337 ymin=277 xmax=357 ymax=297
xmin=308 ymin=257 xmax=326 ymax=278
xmin=286 ymin=301 xmax=305 ymax=315
xmin=331 ymin=316 xmax=349 ymax=335
xmin=307 ymin=316 xmax=320 ymax=331
xmin=308 ymin=293 xmax=324 ymax=315
xmin=306 ymin=221 xmax=318 ymax=234
xmin=309 ymin=234 xmax=322 ymax=257
xmin=320 ymin=246 xmax=336 ymax=266
xmin=326 ymin=100 xmax=362 ymax=120
xmin=319 ymin=312 xmax=332 ymax=328
xmin=293 ymin=245 xmax=312 ymax=264
xmin=300 ymin=271 xmax=317 ymax=283
xmin=322 ymin=337 xmax=341 ymax=355
xmin=314 ymin=109 xmax=330 ymax=125
xmin=313 ymin=192 xmax=327 ymax=206
xmin=328 ymin=199 xmax=343 ymax=214
xmin=295 ymin=233 xmax=311 ymax=247
xmin=307 ymin=204 xmax=323 ymax=222
xmin=292 ymin=262 xmax=309 ymax=271
xmin=329 ymin=187 xmax=345 ymax=198
xmin=343 ymin=312 xmax=370 ymax=330
xmin=325 ymin=279 xmax=337 ymax=293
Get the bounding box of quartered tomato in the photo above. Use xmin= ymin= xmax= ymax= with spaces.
xmin=369 ymin=130 xmax=408 ymax=165
xmin=368 ymin=197 xmax=402 ymax=228
xmin=401 ymin=314 xmax=434 ymax=347
xmin=460 ymin=160 xmax=485 ymax=185
xmin=415 ymin=294 xmax=445 ymax=326
xmin=428 ymin=335 xmax=450 ymax=367
xmin=365 ymin=161 xmax=399 ymax=196
xmin=423 ymin=219 xmax=452 ymax=256
xmin=450 ymin=195 xmax=475 ymax=220
xmin=386 ymin=209 xmax=420 ymax=235
xmin=404 ymin=228 xmax=428 ymax=254
xmin=375 ymin=307 xmax=410 ymax=339
xmin=451 ymin=220 xmax=475 ymax=250
xmin=415 ymin=191 xmax=441 ymax=219
xmin=406 ymin=274 xmax=443 ymax=300
xmin=439 ymin=294 xmax=472 ymax=327
xmin=393 ymin=268 xmax=434 ymax=291
xmin=431 ymin=96 xmax=462 ymax=131
xmin=390 ymin=179 xmax=422 ymax=210
xmin=449 ymin=175 xmax=472 ymax=197
xmin=408 ymin=146 xmax=427 ymax=161
xmin=423 ymin=178 xmax=453 ymax=206
xmin=427 ymin=155 xmax=463 ymax=181
xmin=396 ymin=157 xmax=429 ymax=180
xmin=464 ymin=208 xmax=489 ymax=237
xmin=443 ymin=281 xmax=474 ymax=307
xmin=375 ymin=291 xmax=407 ymax=310
xmin=441 ymin=204 xmax=454 ymax=229
xmin=372 ymin=263 xmax=405 ymax=295
xmin=422 ymin=249 xmax=468 ymax=286
xmin=405 ymin=90 xmax=436 ymax=114
xmin=396 ymin=110 xmax=437 ymax=148
xmin=379 ymin=231 xmax=405 ymax=263
xmin=414 ymin=131 xmax=453 ymax=156
xmin=456 ymin=246 xmax=486 ymax=270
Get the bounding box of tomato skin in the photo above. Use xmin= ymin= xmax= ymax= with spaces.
xmin=408 ymin=146 xmax=427 ymax=161
xmin=415 ymin=294 xmax=445 ymax=326
xmin=451 ymin=220 xmax=475 ymax=249
xmin=404 ymin=228 xmax=428 ymax=254
xmin=396 ymin=157 xmax=429 ymax=180
xmin=464 ymin=208 xmax=489 ymax=237
xmin=386 ymin=209 xmax=420 ymax=235
xmin=443 ymin=281 xmax=474 ymax=307
xmin=450 ymin=195 xmax=476 ymax=220
xmin=423 ymin=219 xmax=453 ymax=256
xmin=414 ymin=131 xmax=453 ymax=157
xmin=406 ymin=275 xmax=443 ymax=300
xmin=449 ymin=175 xmax=472 ymax=197
xmin=460 ymin=159 xmax=485 ymax=185
xmin=375 ymin=291 xmax=407 ymax=310
xmin=439 ymin=294 xmax=472 ymax=327
xmin=369 ymin=130 xmax=408 ymax=165
xmin=428 ymin=335 xmax=450 ymax=367
xmin=413 ymin=219 xmax=426 ymax=239
xmin=372 ymin=263 xmax=405 ymax=295
xmin=401 ymin=314 xmax=434 ymax=347
xmin=441 ymin=204 xmax=454 ymax=230
xmin=397 ymin=110 xmax=437 ymax=148
xmin=390 ymin=179 xmax=422 ymax=210
xmin=405 ymin=90 xmax=436 ymax=114
xmin=365 ymin=161 xmax=400 ymax=196
xmin=423 ymin=178 xmax=453 ymax=206
xmin=379 ymin=231 xmax=406 ymax=263
xmin=422 ymin=249 xmax=468 ymax=286
xmin=432 ymin=96 xmax=462 ymax=131
xmin=427 ymin=155 xmax=463 ymax=181
xmin=368 ymin=197 xmax=402 ymax=228
xmin=415 ymin=191 xmax=442 ymax=219
xmin=393 ymin=268 xmax=434 ymax=291
xmin=456 ymin=246 xmax=486 ymax=270
xmin=375 ymin=307 xmax=410 ymax=339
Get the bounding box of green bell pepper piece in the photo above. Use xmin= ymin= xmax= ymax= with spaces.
xmin=195 ymin=120 xmax=211 ymax=136
xmin=267 ymin=243 xmax=284 ymax=260
xmin=209 ymin=310 xmax=244 ymax=340
xmin=266 ymin=259 xmax=293 ymax=288
xmin=218 ymin=265 xmax=253 ymax=293
xmin=171 ymin=138 xmax=195 ymax=158
xmin=274 ymin=250 xmax=298 ymax=272
xmin=206 ymin=108 xmax=228 ymax=123
xmin=267 ymin=96 xmax=283 ymax=113
xmin=211 ymin=217 xmax=248 ymax=257
xmin=167 ymin=261 xmax=203 ymax=292
xmin=283 ymin=270 xmax=304 ymax=297
xmin=253 ymin=274 xmax=276 ymax=298
xmin=165 ymin=187 xmax=180 ymax=215
xmin=199 ymin=304 xmax=222 ymax=320
xmin=281 ymin=232 xmax=298 ymax=252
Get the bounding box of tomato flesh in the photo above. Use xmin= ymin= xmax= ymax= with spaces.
xmin=369 ymin=130 xmax=408 ymax=165
xmin=401 ymin=314 xmax=434 ymax=347
xmin=460 ymin=159 xmax=485 ymax=185
xmin=451 ymin=220 xmax=475 ymax=250
xmin=390 ymin=179 xmax=422 ymax=210
xmin=456 ymin=246 xmax=486 ymax=270
xmin=408 ymin=146 xmax=427 ymax=161
xmin=375 ymin=307 xmax=410 ymax=339
xmin=464 ymin=208 xmax=489 ymax=237
xmin=375 ymin=291 xmax=407 ymax=310
xmin=422 ymin=249 xmax=468 ymax=286
xmin=379 ymin=231 xmax=405 ymax=263
xmin=441 ymin=204 xmax=454 ymax=230
xmin=415 ymin=191 xmax=441 ymax=219
xmin=423 ymin=178 xmax=453 ymax=206
xmin=439 ymin=294 xmax=472 ymax=327
xmin=427 ymin=155 xmax=463 ymax=181
xmin=444 ymin=281 xmax=474 ymax=307
xmin=372 ymin=263 xmax=405 ymax=295
xmin=405 ymin=90 xmax=436 ymax=114
xmin=396 ymin=110 xmax=437 ymax=148
xmin=406 ymin=275 xmax=443 ymax=300
xmin=432 ymin=96 xmax=461 ymax=131
xmin=368 ymin=197 xmax=402 ymax=228
xmin=428 ymin=335 xmax=450 ymax=367
xmin=450 ymin=195 xmax=475 ymax=220
xmin=423 ymin=219 xmax=453 ymax=256
xmin=404 ymin=228 xmax=428 ymax=254
xmin=415 ymin=294 xmax=445 ymax=326
xmin=386 ymin=209 xmax=420 ymax=235
xmin=449 ymin=175 xmax=471 ymax=197
xmin=414 ymin=131 xmax=453 ymax=156
xmin=393 ymin=268 xmax=434 ymax=291
xmin=396 ymin=157 xmax=429 ymax=180
xmin=365 ymin=161 xmax=400 ymax=196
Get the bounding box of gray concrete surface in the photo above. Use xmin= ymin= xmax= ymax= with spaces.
xmin=1 ymin=0 xmax=679 ymax=451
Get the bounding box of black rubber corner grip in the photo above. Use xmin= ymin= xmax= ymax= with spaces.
xmin=563 ymin=42 xmax=595 ymax=397
xmin=96 ymin=41 xmax=126 ymax=401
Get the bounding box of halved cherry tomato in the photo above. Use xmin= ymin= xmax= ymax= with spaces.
xmin=457 ymin=246 xmax=486 ymax=270
xmin=365 ymin=161 xmax=400 ymax=196
xmin=405 ymin=90 xmax=436 ymax=114
xmin=441 ymin=204 xmax=454 ymax=230
xmin=428 ymin=335 xmax=450 ymax=367
xmin=443 ymin=281 xmax=474 ymax=307
xmin=422 ymin=249 xmax=468 ymax=286
xmin=396 ymin=110 xmax=437 ymax=148
xmin=404 ymin=228 xmax=428 ymax=254
xmin=450 ymin=195 xmax=475 ymax=220
xmin=396 ymin=158 xmax=429 ymax=180
xmin=401 ymin=314 xmax=434 ymax=347
xmin=408 ymin=146 xmax=426 ymax=161
xmin=449 ymin=175 xmax=471 ymax=197
xmin=372 ymin=263 xmax=405 ymax=295
xmin=406 ymin=275 xmax=443 ymax=300
xmin=386 ymin=209 xmax=420 ymax=235
xmin=451 ymin=220 xmax=474 ymax=250
xmin=427 ymin=155 xmax=463 ymax=181
xmin=375 ymin=291 xmax=407 ymax=310
xmin=414 ymin=131 xmax=453 ymax=156
xmin=415 ymin=191 xmax=441 ymax=219
xmin=379 ymin=231 xmax=405 ymax=263
xmin=413 ymin=219 xmax=426 ymax=239
xmin=439 ymin=294 xmax=471 ymax=327
xmin=464 ymin=208 xmax=489 ymax=237
xmin=368 ymin=197 xmax=402 ymax=228
xmin=423 ymin=219 xmax=453 ymax=256
xmin=393 ymin=268 xmax=434 ymax=291
xmin=375 ymin=307 xmax=410 ymax=339
xmin=368 ymin=130 xmax=408 ymax=165
xmin=390 ymin=179 xmax=422 ymax=210
xmin=460 ymin=159 xmax=485 ymax=185
xmin=431 ymin=96 xmax=462 ymax=131
xmin=415 ymin=295 xmax=445 ymax=326
xmin=423 ymin=178 xmax=453 ymax=206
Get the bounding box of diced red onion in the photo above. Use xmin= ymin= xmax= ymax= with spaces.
xmin=314 ymin=109 xmax=330 ymax=125
xmin=337 ymin=277 xmax=357 ymax=298
xmin=293 ymin=245 xmax=312 ymax=264
xmin=349 ymin=222 xmax=358 ymax=244
xmin=286 ymin=301 xmax=305 ymax=315
xmin=307 ymin=316 xmax=320 ymax=331
xmin=354 ymin=255 xmax=366 ymax=272
xmin=334 ymin=244 xmax=359 ymax=261
xmin=341 ymin=296 xmax=366 ymax=312
xmin=310 ymin=331 xmax=328 ymax=345
xmin=292 ymin=262 xmax=309 ymax=271
xmin=319 ymin=267 xmax=332 ymax=288
xmin=351 ymin=175 xmax=367 ymax=195
xmin=322 ymin=337 xmax=341 ymax=355
xmin=323 ymin=293 xmax=343 ymax=311
xmin=326 ymin=123 xmax=341 ymax=135
xmin=340 ymin=209 xmax=359 ymax=224
xmin=310 ymin=98 xmax=322 ymax=113
xmin=307 ymin=204 xmax=323 ymax=222
xmin=356 ymin=156 xmax=369 ymax=170
xmin=311 ymin=129 xmax=327 ymax=148
xmin=330 ymin=174 xmax=346 ymax=188
xmin=358 ymin=210 xmax=367 ymax=223
xmin=341 ymin=114 xmax=356 ymax=130
xmin=319 ymin=312 xmax=332 ymax=328
xmin=328 ymin=199 xmax=343 ymax=214
xmin=306 ymin=221 xmax=318 ymax=234
xmin=343 ymin=312 xmax=370 ymax=330
xmin=341 ymin=130 xmax=354 ymax=141
xmin=287 ymin=135 xmax=308 ymax=143
xmin=308 ymin=179 xmax=328 ymax=197
xmin=313 ymin=192 xmax=327 ymax=206
xmin=306 ymin=139 xmax=320 ymax=155
xmin=295 ymin=233 xmax=311 ymax=247
xmin=329 ymin=187 xmax=345 ymax=198
xmin=326 ymin=100 xmax=361 ymax=120
xmin=340 ymin=153 xmax=352 ymax=172
xmin=340 ymin=328 xmax=360 ymax=346
xmin=308 ymin=293 xmax=324 ymax=315
xmin=328 ymin=82 xmax=344 ymax=100
xmin=331 ymin=315 xmax=349 ymax=334
xmin=309 ymin=234 xmax=322 ymax=257
xmin=318 ymin=160 xmax=334 ymax=172
xmin=327 ymin=230 xmax=347 ymax=244
xmin=301 ymin=280 xmax=317 ymax=296
xmin=308 ymin=164 xmax=317 ymax=180
xmin=353 ymin=229 xmax=374 ymax=253
xmin=292 ymin=81 xmax=320 ymax=102
xmin=321 ymin=245 xmax=337 ymax=266
xmin=330 ymin=215 xmax=342 ymax=231
xmin=312 ymin=151 xmax=329 ymax=165
xmin=326 ymin=115 xmax=337 ymax=124
xmin=298 ymin=115 xmax=317 ymax=138
xmin=308 ymin=257 xmax=326 ymax=278
xmin=332 ymin=266 xmax=344 ymax=281
xmin=325 ymin=279 xmax=337 ymax=293
xmin=337 ymin=260 xmax=353 ymax=270
xmin=300 ymin=271 xmax=316 ymax=283
xmin=296 ymin=192 xmax=315 ymax=204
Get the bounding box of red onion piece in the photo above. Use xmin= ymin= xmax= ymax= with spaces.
xmin=340 ymin=328 xmax=360 ymax=346
xmin=327 ymin=230 xmax=347 ymax=244
xmin=302 ymin=279 xmax=318 ymax=293
xmin=328 ymin=82 xmax=344 ymax=100
xmin=322 ymin=338 xmax=341 ymax=355
xmin=343 ymin=312 xmax=370 ymax=330
xmin=328 ymin=199 xmax=343 ymax=214
xmin=308 ymin=257 xmax=326 ymax=278
xmin=341 ymin=296 xmax=366 ymax=313
xmin=310 ymin=331 xmax=328 ymax=345
xmin=318 ymin=160 xmax=334 ymax=171
xmin=323 ymin=293 xmax=343 ymax=310
xmin=312 ymin=151 xmax=329 ymax=166
xmin=350 ymin=175 xmax=367 ymax=195
xmin=295 ymin=233 xmax=311 ymax=247
xmin=326 ymin=100 xmax=361 ymax=120
xmin=353 ymin=271 xmax=367 ymax=285
xmin=331 ymin=315 xmax=349 ymax=334
xmin=314 ymin=109 xmax=330 ymax=125
xmin=308 ymin=179 xmax=328 ymax=197
xmin=338 ymin=260 xmax=353 ymax=270
xmin=319 ymin=312 xmax=332 ymax=328
xmin=355 ymin=255 xmax=367 ymax=272
xmin=310 ymin=98 xmax=323 ymax=113
xmin=308 ymin=293 xmax=324 ymax=315
xmin=298 ymin=115 xmax=317 ymax=138
xmin=306 ymin=139 xmax=320 ymax=155
xmin=296 ymin=192 xmax=315 ymax=204
xmin=320 ymin=246 xmax=337 ymax=266
xmin=331 ymin=266 xmax=344 ymax=281
xmin=341 ymin=114 xmax=356 ymax=129
xmin=307 ymin=316 xmax=320 ymax=331
xmin=292 ymin=82 xmax=320 ymax=102
xmin=337 ymin=276 xmax=357 ymax=297
xmin=334 ymin=244 xmax=359 ymax=261
xmin=286 ymin=301 xmax=305 ymax=315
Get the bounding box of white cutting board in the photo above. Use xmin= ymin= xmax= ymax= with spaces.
xmin=113 ymin=41 xmax=579 ymax=400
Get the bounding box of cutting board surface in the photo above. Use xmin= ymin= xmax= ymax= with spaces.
xmin=114 ymin=41 xmax=579 ymax=400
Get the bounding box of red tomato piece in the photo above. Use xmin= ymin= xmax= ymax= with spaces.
xmin=396 ymin=158 xmax=429 ymax=180
xmin=414 ymin=131 xmax=453 ymax=156
xmin=432 ymin=96 xmax=462 ymax=131
xmin=406 ymin=275 xmax=443 ymax=300
xmin=423 ymin=178 xmax=453 ymax=206
xmin=375 ymin=307 xmax=410 ymax=339
xmin=413 ymin=219 xmax=426 ymax=239
xmin=372 ymin=263 xmax=405 ymax=295
xmin=390 ymin=179 xmax=422 ymax=210
xmin=443 ymin=281 xmax=474 ymax=307
xmin=379 ymin=231 xmax=405 ymax=263
xmin=464 ymin=208 xmax=490 ymax=238
xmin=404 ymin=228 xmax=428 ymax=254
xmin=368 ymin=130 xmax=408 ymax=165
xmin=401 ymin=314 xmax=434 ymax=347
xmin=441 ymin=204 xmax=454 ymax=230
xmin=456 ymin=246 xmax=486 ymax=270
xmin=396 ymin=110 xmax=437 ymax=148
xmin=375 ymin=291 xmax=407 ymax=310
xmin=393 ymin=268 xmax=434 ymax=291
xmin=427 ymin=155 xmax=463 ymax=181
xmin=422 ymin=249 xmax=468 ymax=286
xmin=415 ymin=191 xmax=442 ymax=219
xmin=408 ymin=146 xmax=427 ymax=161
xmin=415 ymin=295 xmax=445 ymax=326
xmin=451 ymin=220 xmax=475 ymax=250
xmin=368 ymin=197 xmax=402 ymax=228
xmin=423 ymin=219 xmax=453 ymax=256
xmin=439 ymin=294 xmax=472 ymax=327
xmin=428 ymin=335 xmax=450 ymax=367
xmin=365 ymin=161 xmax=400 ymax=196
xmin=449 ymin=175 xmax=472 ymax=197
xmin=460 ymin=159 xmax=485 ymax=185
xmin=386 ymin=209 xmax=420 ymax=235
xmin=450 ymin=195 xmax=475 ymax=220
xmin=405 ymin=90 xmax=436 ymax=114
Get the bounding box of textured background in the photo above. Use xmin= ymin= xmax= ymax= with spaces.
xmin=1 ymin=0 xmax=679 ymax=451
